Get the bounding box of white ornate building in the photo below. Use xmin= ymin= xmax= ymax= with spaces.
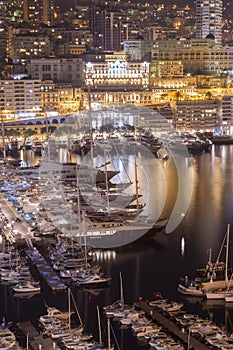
xmin=85 ymin=51 xmax=150 ymax=88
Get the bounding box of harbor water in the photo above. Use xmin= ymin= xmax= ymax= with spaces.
xmin=1 ymin=144 xmax=233 ymax=349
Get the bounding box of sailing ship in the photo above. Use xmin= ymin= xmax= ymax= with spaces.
xmin=28 ymin=161 xmax=119 ymax=184
xmin=67 ymin=159 xmax=168 ymax=248
xmin=178 ymin=224 xmax=233 ymax=296
xmin=202 ymin=224 xmax=233 ymax=292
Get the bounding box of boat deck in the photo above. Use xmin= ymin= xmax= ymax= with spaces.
xmin=135 ymin=301 xmax=209 ymax=350
xmin=18 ymin=321 xmax=61 ymax=349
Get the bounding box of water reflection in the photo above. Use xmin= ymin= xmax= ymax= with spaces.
xmin=2 ymin=145 xmax=233 ymax=349
xmin=181 ymin=236 xmax=185 ymax=257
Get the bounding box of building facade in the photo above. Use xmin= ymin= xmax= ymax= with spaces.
xmin=23 ymin=0 xmax=55 ymax=26
xmin=150 ymin=60 xmax=183 ymax=79
xmin=89 ymin=5 xmax=127 ymax=51
xmin=152 ymin=38 xmax=233 ymax=76
xmin=221 ymin=95 xmax=233 ymax=134
xmin=123 ymin=40 xmax=152 ymax=61
xmin=196 ymin=0 xmax=223 ymax=44
xmin=0 ymin=79 xmax=41 ymax=119
xmin=85 ymin=51 xmax=150 ymax=87
xmin=174 ymin=99 xmax=220 ymax=132
xmin=8 ymin=30 xmax=51 ymax=61
xmin=27 ymin=57 xmax=85 ymax=87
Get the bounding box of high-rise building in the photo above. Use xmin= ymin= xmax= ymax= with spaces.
xmin=43 ymin=0 xmax=55 ymax=26
xmin=23 ymin=0 xmax=55 ymax=26
xmin=196 ymin=0 xmax=223 ymax=44
xmin=89 ymin=5 xmax=126 ymax=51
xmin=0 ymin=1 xmax=7 ymax=59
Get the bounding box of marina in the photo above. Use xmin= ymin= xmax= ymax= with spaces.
xmin=18 ymin=321 xmax=61 ymax=350
xmin=135 ymin=301 xmax=209 ymax=349
xmin=25 ymin=247 xmax=67 ymax=292
xmin=0 ymin=144 xmax=233 ymax=349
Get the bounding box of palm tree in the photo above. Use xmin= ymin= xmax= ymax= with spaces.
xmin=5 ymin=128 xmax=21 ymax=139
xmin=205 ymin=91 xmax=212 ymax=100
xmin=22 ymin=129 xmax=38 ymax=139
xmin=174 ymin=91 xmax=182 ymax=101
xmin=40 ymin=125 xmax=57 ymax=135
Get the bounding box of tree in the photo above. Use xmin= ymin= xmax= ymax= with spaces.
xmin=40 ymin=126 xmax=57 ymax=135
xmin=205 ymin=91 xmax=212 ymax=100
xmin=5 ymin=129 xmax=21 ymax=138
xmin=174 ymin=91 xmax=182 ymax=101
xmin=22 ymin=129 xmax=38 ymax=140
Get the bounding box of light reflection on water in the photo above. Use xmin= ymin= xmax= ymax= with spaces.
xmin=2 ymin=144 xmax=233 ymax=348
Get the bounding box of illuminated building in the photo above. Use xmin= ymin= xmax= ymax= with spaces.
xmin=0 ymin=1 xmax=7 ymax=58
xmin=152 ymin=38 xmax=233 ymax=76
xmin=174 ymin=99 xmax=220 ymax=132
xmin=89 ymin=4 xmax=127 ymax=50
xmin=123 ymin=39 xmax=152 ymax=61
xmin=196 ymin=0 xmax=223 ymax=44
xmin=0 ymin=79 xmax=41 ymax=119
xmin=8 ymin=29 xmax=51 ymax=61
xmin=43 ymin=0 xmax=55 ymax=26
xmin=150 ymin=60 xmax=183 ymax=79
xmin=48 ymin=24 xmax=93 ymax=53
xmin=40 ymin=81 xmax=80 ymax=113
xmin=85 ymin=51 xmax=149 ymax=88
xmin=23 ymin=0 xmax=55 ymax=26
xmin=221 ymin=95 xmax=233 ymax=134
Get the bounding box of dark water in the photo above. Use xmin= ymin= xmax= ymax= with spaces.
xmin=1 ymin=145 xmax=233 ymax=349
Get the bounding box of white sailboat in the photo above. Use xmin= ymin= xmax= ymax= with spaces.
xmin=12 ymin=280 xmax=41 ymax=293
xmin=205 ymin=224 xmax=233 ymax=298
xmin=103 ymin=271 xmax=132 ymax=318
xmin=225 ymin=292 xmax=233 ymax=303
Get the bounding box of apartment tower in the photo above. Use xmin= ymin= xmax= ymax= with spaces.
xmin=196 ymin=0 xmax=222 ymax=44
xmin=23 ymin=0 xmax=54 ymax=26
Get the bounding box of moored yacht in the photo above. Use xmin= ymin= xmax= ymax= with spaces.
xmin=12 ymin=280 xmax=41 ymax=293
xmin=178 ymin=225 xmax=233 ymax=296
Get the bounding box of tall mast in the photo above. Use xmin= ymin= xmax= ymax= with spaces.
xmin=208 ymin=248 xmax=212 ymax=264
xmin=210 ymin=228 xmax=228 ymax=282
xmin=1 ymin=114 xmax=6 ymax=161
xmin=97 ymin=306 xmax=102 ymax=346
xmin=134 ymin=159 xmax=139 ymax=211
xmin=107 ymin=318 xmax=111 ymax=350
xmin=120 ymin=271 xmax=124 ymax=306
xmin=68 ymin=287 xmax=71 ymax=330
xmin=87 ymin=84 xmax=94 ymax=183
xmin=104 ymin=149 xmax=110 ymax=215
xmin=82 ymin=210 xmax=88 ymax=271
xmin=76 ymin=163 xmax=81 ymax=224
xmin=70 ymin=288 xmax=83 ymax=328
xmin=225 ymin=224 xmax=230 ymax=283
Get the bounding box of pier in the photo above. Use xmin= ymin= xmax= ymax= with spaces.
xmin=18 ymin=321 xmax=61 ymax=350
xmin=25 ymin=248 xmax=67 ymax=292
xmin=135 ymin=301 xmax=209 ymax=350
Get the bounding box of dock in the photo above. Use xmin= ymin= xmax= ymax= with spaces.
xmin=134 ymin=301 xmax=209 ymax=350
xmin=18 ymin=321 xmax=61 ymax=350
xmin=25 ymin=248 xmax=67 ymax=291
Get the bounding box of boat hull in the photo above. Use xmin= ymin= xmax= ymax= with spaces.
xmin=225 ymin=295 xmax=233 ymax=303
xmin=73 ymin=219 xmax=167 ymax=248
xmin=177 ymin=283 xmax=204 ymax=297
